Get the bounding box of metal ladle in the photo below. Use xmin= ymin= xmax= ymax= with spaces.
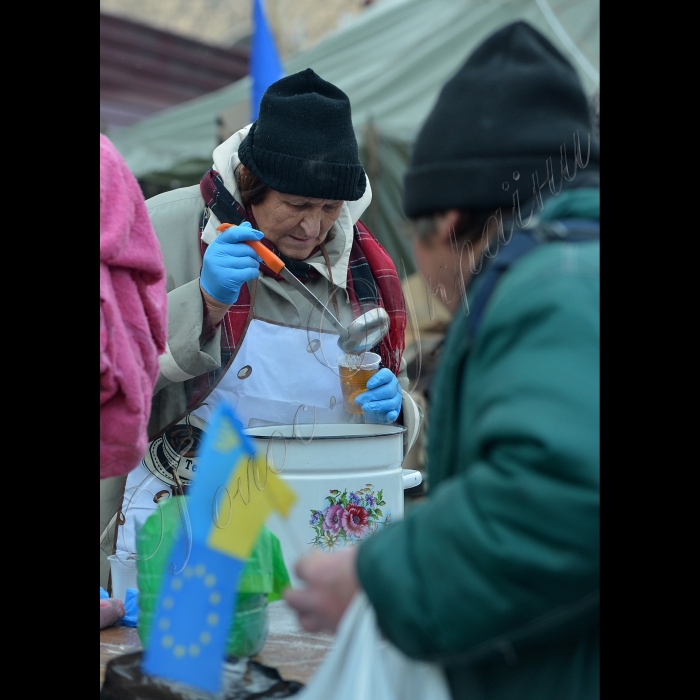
xmin=216 ymin=224 xmax=390 ymax=353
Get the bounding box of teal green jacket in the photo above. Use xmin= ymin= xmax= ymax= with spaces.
xmin=357 ymin=191 xmax=600 ymax=699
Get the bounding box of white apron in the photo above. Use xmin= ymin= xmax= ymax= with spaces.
xmin=191 ymin=318 xmax=348 ymax=428
xmin=118 ymin=317 xmax=355 ymax=555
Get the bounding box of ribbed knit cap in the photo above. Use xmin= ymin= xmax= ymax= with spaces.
xmin=403 ymin=21 xmax=599 ymax=218
xmin=239 ymin=68 xmax=366 ymax=201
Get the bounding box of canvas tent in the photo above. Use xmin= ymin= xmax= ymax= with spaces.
xmin=110 ymin=0 xmax=599 ymax=275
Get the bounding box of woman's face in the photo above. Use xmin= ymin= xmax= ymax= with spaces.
xmin=252 ymin=190 xmax=344 ymax=259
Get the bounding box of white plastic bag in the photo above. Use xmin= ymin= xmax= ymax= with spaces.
xmin=294 ymin=591 xmax=452 ymax=700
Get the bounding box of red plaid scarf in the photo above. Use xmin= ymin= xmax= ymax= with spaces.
xmin=188 ymin=169 xmax=406 ymax=410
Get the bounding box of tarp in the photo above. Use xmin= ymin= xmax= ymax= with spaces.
xmin=110 ymin=0 xmax=599 ymax=275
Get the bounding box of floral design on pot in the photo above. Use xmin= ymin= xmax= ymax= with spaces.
xmin=309 ymin=484 xmax=390 ymax=551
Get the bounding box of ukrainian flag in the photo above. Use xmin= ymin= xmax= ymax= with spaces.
xmin=142 ymin=402 xmax=295 ymax=692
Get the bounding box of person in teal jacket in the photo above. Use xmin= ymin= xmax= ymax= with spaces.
xmin=285 ymin=21 xmax=600 ymax=700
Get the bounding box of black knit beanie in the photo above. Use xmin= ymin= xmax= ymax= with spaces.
xmin=403 ymin=21 xmax=600 ymax=218
xmin=238 ymin=68 xmax=366 ymax=201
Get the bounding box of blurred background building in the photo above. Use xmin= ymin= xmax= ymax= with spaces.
xmin=100 ymin=13 xmax=249 ymax=132
xmin=101 ymin=0 xmax=376 ymax=57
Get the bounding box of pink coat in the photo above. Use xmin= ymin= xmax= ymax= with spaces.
xmin=100 ymin=134 xmax=167 ymax=478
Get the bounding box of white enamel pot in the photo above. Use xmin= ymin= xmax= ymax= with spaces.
xmin=243 ymin=423 xmax=422 ymax=588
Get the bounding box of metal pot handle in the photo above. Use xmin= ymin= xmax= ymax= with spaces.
xmin=402 ymin=469 xmax=423 ymax=490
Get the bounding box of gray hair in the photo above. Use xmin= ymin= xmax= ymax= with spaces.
xmin=402 ymin=215 xmax=438 ymax=242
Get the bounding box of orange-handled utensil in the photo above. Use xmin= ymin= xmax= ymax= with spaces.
xmin=216 ymin=223 xmax=284 ymax=273
xmin=215 ymin=222 xmax=390 ymax=353
xmin=216 ymin=222 xmax=347 ymax=334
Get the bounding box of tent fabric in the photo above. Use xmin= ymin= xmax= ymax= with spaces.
xmin=109 ymin=0 xmax=599 ymax=276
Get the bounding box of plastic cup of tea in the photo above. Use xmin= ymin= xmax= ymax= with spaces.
xmin=336 ymin=352 xmax=381 ymax=414
xmin=108 ymin=553 xmax=139 ymax=602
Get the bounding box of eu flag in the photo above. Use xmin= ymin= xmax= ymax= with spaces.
xmin=142 ymin=540 xmax=244 ymax=692
xmin=250 ymin=0 xmax=283 ymax=121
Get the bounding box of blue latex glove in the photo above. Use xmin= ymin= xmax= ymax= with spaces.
xmin=120 ymin=587 xmax=139 ymax=627
xmin=200 ymin=221 xmax=264 ymax=304
xmin=354 ymin=368 xmax=402 ymax=424
xmin=99 ymin=585 xmax=138 ymax=627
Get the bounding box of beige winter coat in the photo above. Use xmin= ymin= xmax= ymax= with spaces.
xmin=146 ymin=126 xmax=421 ymax=455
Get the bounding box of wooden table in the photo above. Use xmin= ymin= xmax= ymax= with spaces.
xmin=100 ymin=600 xmax=334 ymax=690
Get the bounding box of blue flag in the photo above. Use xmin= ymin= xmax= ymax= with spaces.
xmin=250 ymin=0 xmax=283 ymax=121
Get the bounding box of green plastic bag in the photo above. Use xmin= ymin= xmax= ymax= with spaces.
xmin=135 ymin=496 xmax=291 ymax=657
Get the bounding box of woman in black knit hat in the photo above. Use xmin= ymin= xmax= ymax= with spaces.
xmin=110 ymin=69 xmax=422 ymax=565
xmin=286 ymin=22 xmax=600 ymax=700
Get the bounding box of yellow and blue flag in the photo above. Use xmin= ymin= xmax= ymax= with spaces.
xmin=142 ymin=401 xmax=295 ymax=692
